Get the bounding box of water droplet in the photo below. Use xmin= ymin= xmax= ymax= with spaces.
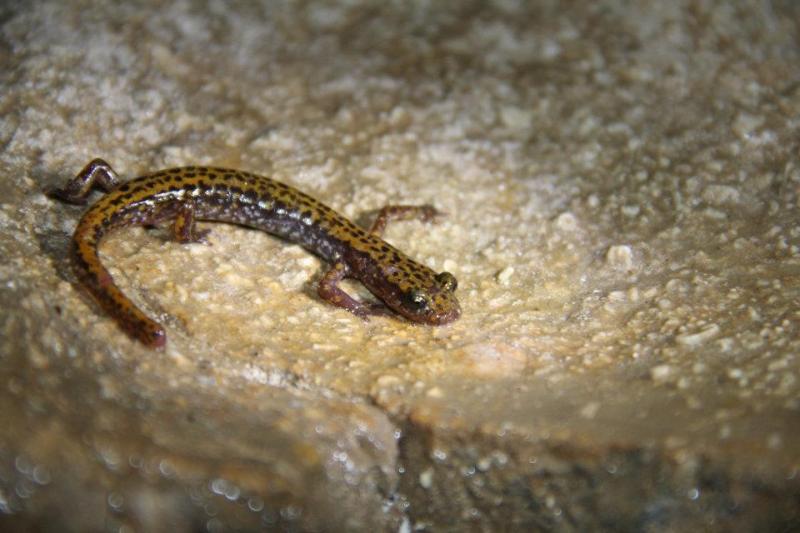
xmin=32 ymin=465 xmax=51 ymax=485
xmin=688 ymin=488 xmax=700 ymax=500
xmin=210 ymin=478 xmax=227 ymax=495
xmin=280 ymin=505 xmax=301 ymax=520
xmin=15 ymin=479 xmax=35 ymax=499
xmin=14 ymin=455 xmax=33 ymax=475
xmin=0 ymin=492 xmax=10 ymax=513
xmin=223 ymin=484 xmax=240 ymax=501
xmin=492 ymin=451 xmax=508 ymax=466
xmin=206 ymin=517 xmax=224 ymax=533
xmin=247 ymin=497 xmax=264 ymax=513
xmin=204 ymin=503 xmax=218 ymax=517
xmin=107 ymin=491 xmax=124 ymax=511
xmin=158 ymin=459 xmax=176 ymax=478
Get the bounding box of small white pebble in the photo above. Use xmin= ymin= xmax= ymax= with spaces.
xmin=676 ymin=324 xmax=720 ymax=347
xmin=555 ymin=212 xmax=578 ymax=231
xmin=703 ymin=208 xmax=727 ymax=220
xmin=580 ymin=402 xmax=600 ymax=419
xmin=606 ymin=245 xmax=634 ymax=270
xmin=702 ymin=184 xmax=741 ymax=206
xmin=732 ymin=112 xmax=765 ymax=139
xmin=426 ymin=386 xmax=444 ymax=398
xmin=419 ymin=468 xmax=434 ymax=489
xmin=627 ymin=287 xmax=639 ymax=301
xmin=727 ymin=368 xmax=743 ymax=379
xmin=650 ymin=364 xmax=673 ymax=382
xmin=767 ymin=433 xmax=783 ymax=450
xmin=622 ymin=204 xmax=640 ymax=217
xmin=499 ymin=105 xmax=533 ymax=131
xmin=496 ymin=266 xmax=514 ymax=286
xmin=376 ymin=375 xmax=402 ymax=387
xmin=717 ymin=337 xmax=734 ymax=352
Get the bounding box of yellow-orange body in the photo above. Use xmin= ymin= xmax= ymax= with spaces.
xmin=49 ymin=159 xmax=460 ymax=347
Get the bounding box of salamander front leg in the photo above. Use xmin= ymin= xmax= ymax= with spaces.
xmin=318 ymin=261 xmax=386 ymax=319
xmin=369 ymin=205 xmax=442 ymax=236
xmin=46 ymin=158 xmax=122 ymax=205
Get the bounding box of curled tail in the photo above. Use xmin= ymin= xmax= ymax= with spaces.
xmin=72 ymin=217 xmax=166 ymax=348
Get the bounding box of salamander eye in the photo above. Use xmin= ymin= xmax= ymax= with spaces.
xmin=407 ymin=289 xmax=430 ymax=310
xmin=435 ymin=271 xmax=458 ymax=292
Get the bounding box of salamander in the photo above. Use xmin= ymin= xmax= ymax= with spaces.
xmin=47 ymin=159 xmax=461 ymax=348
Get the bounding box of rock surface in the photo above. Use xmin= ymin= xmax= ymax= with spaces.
xmin=1 ymin=1 xmax=799 ymax=531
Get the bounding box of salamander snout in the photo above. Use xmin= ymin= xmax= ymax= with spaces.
xmin=399 ymin=271 xmax=461 ymax=325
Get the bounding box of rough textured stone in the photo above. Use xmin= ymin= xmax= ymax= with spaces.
xmin=1 ymin=1 xmax=799 ymax=531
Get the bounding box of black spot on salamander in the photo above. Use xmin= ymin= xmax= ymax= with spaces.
xmin=184 ymin=172 xmax=196 ymax=178
xmin=73 ymin=252 xmax=89 ymax=270
xmin=119 ymin=183 xmax=131 ymax=192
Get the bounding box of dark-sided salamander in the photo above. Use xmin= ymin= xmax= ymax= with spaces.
xmin=48 ymin=159 xmax=460 ymax=347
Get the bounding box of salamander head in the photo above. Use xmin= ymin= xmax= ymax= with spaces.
xmin=393 ymin=271 xmax=461 ymax=325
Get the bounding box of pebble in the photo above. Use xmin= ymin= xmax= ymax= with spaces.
xmin=650 ymin=364 xmax=673 ymax=382
xmin=676 ymin=324 xmax=720 ymax=346
xmin=606 ymin=245 xmax=634 ymax=270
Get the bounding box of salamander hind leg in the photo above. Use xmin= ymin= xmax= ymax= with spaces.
xmin=172 ymin=202 xmax=210 ymax=244
xmin=46 ymin=158 xmax=122 ymax=205
xmin=318 ymin=261 xmax=388 ymax=319
xmin=369 ymin=205 xmax=443 ymax=236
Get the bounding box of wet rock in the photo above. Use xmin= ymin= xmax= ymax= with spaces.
xmin=1 ymin=0 xmax=799 ymax=531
